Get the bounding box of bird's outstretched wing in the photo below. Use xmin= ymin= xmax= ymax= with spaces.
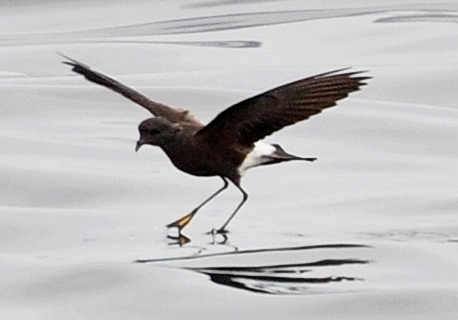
xmin=60 ymin=54 xmax=202 ymax=126
xmin=195 ymin=69 xmax=370 ymax=147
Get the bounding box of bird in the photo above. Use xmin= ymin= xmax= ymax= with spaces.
xmin=61 ymin=54 xmax=370 ymax=234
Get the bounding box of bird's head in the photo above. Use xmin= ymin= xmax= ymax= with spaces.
xmin=136 ymin=117 xmax=182 ymax=151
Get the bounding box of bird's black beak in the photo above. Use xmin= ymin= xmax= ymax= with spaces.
xmin=135 ymin=139 xmax=144 ymax=152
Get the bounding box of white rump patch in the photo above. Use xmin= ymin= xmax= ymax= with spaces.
xmin=238 ymin=141 xmax=276 ymax=175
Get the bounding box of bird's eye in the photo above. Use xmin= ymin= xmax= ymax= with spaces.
xmin=150 ymin=129 xmax=160 ymax=135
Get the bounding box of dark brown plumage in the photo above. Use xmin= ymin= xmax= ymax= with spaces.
xmin=61 ymin=54 xmax=370 ymax=234
xmin=197 ymin=69 xmax=366 ymax=148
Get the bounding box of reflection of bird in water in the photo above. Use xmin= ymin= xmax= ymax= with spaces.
xmin=168 ymin=232 xmax=231 ymax=247
xmin=136 ymin=243 xmax=370 ymax=294
xmin=62 ymin=54 xmax=370 ymax=234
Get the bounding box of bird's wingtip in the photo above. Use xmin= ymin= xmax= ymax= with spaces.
xmin=58 ymin=52 xmax=91 ymax=69
xmin=314 ymin=67 xmax=371 ymax=80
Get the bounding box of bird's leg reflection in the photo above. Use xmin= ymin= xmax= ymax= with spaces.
xmin=167 ymin=232 xmax=191 ymax=246
xmin=166 ymin=228 xmax=229 ymax=246
xmin=206 ymin=228 xmax=229 ymax=235
xmin=165 ymin=228 xmax=238 ymax=251
xmin=210 ymin=232 xmax=229 ymax=245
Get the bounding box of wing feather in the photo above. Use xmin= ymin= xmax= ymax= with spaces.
xmin=60 ymin=54 xmax=202 ymax=126
xmin=196 ymin=69 xmax=370 ymax=147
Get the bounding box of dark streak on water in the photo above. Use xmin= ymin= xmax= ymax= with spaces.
xmin=137 ymin=243 xmax=371 ymax=295
xmin=188 ymin=259 xmax=368 ymax=294
xmin=84 ymin=7 xmax=455 ymax=36
xmin=183 ymin=0 xmax=285 ymax=9
xmin=0 ymin=5 xmax=456 ymax=47
xmin=375 ymin=13 xmax=458 ymax=24
xmin=186 ymin=258 xmax=368 ymax=272
xmin=202 ymin=274 xmax=361 ymax=294
xmin=92 ymin=40 xmax=261 ymax=48
xmin=136 ymin=243 xmax=370 ymax=263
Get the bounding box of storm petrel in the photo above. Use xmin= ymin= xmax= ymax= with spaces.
xmin=62 ymin=55 xmax=370 ymax=234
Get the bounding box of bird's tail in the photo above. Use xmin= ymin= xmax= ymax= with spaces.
xmin=266 ymin=144 xmax=317 ymax=164
xmin=295 ymin=156 xmax=317 ymax=162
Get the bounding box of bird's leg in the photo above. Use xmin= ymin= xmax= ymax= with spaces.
xmin=166 ymin=177 xmax=229 ymax=231
xmin=214 ymin=183 xmax=248 ymax=234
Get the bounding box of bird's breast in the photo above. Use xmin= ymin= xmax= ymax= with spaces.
xmin=161 ymin=137 xmax=243 ymax=177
